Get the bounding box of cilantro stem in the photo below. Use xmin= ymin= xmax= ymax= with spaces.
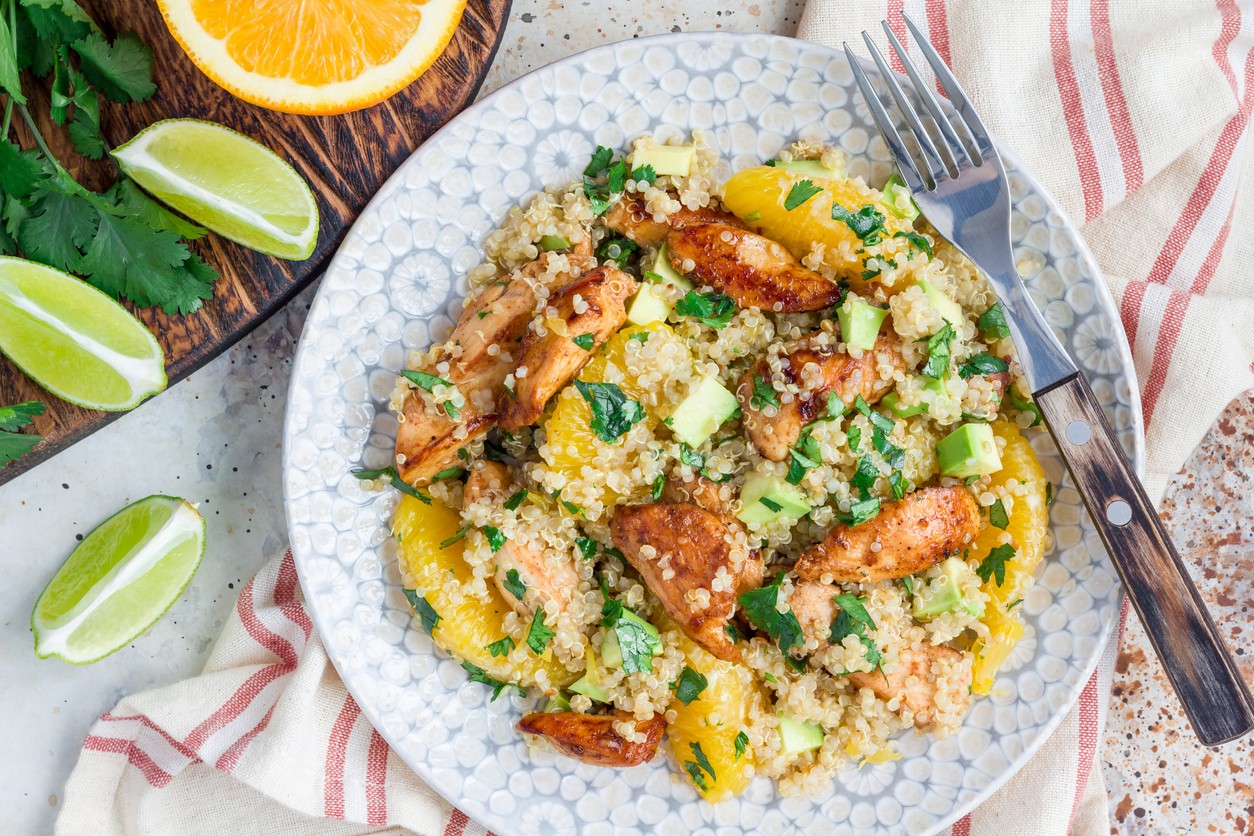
xmin=2 ymin=97 xmax=11 ymax=138
xmin=3 ymin=0 xmax=13 ymax=137
xmin=17 ymin=104 xmax=65 ymax=171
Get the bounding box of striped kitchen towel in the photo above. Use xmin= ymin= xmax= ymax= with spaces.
xmin=799 ymin=0 xmax=1254 ymax=834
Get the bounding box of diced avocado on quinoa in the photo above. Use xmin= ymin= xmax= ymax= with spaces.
xmin=630 ymin=144 xmax=696 ymax=177
xmin=778 ymin=713 xmax=824 ymax=754
xmin=881 ymin=173 xmax=920 ymax=220
xmin=669 ymin=375 xmax=739 ymax=448
xmin=838 ymin=296 xmax=889 ymax=350
xmin=628 ymin=245 xmax=696 ymax=325
xmin=912 ymin=556 xmax=986 ymax=620
xmin=601 ymin=609 xmax=662 ymax=669
xmin=882 ymin=376 xmax=954 ymax=418
xmin=937 ymin=423 xmax=1003 ymax=478
xmin=772 ymin=158 xmax=845 ymax=181
xmin=737 ymin=474 xmax=811 ymax=524
xmin=915 ymin=277 xmax=965 ymax=327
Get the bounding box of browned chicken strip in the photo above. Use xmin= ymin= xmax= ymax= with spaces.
xmin=848 ymin=644 xmax=972 ymax=729
xmin=395 ymin=253 xmax=592 ymax=484
xmin=661 ymin=475 xmax=764 ymax=594
xmin=610 ymin=502 xmax=742 ymax=661
xmin=737 ymin=331 xmax=906 ymax=462
xmin=666 ymin=223 xmax=846 ymax=312
xmin=464 ymin=462 xmax=580 ymax=618
xmin=602 ymin=195 xmax=744 ymax=247
xmin=516 ymin=711 xmax=666 ymax=767
xmin=790 ymin=580 xmax=838 ymax=652
xmin=795 ymin=486 xmax=982 ymax=583
xmin=500 ymin=265 xmax=638 ymax=429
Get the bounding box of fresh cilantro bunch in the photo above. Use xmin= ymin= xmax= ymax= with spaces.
xmin=0 ymin=0 xmax=218 ymax=315
xmin=0 ymin=399 xmax=43 ymax=465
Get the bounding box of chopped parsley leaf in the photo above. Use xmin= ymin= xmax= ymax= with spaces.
xmin=526 ymin=606 xmax=556 ymax=654
xmin=959 ymin=352 xmax=1010 ymax=379
xmin=850 ymin=454 xmax=878 ymax=499
xmin=596 ymin=235 xmax=639 ymax=266
xmin=734 ymin=731 xmax=749 ymax=760
xmin=679 ymin=443 xmax=705 ymax=468
xmin=503 ymin=568 xmax=526 ymax=600
xmin=574 ymin=380 xmax=646 ymax=443
xmin=584 ymin=145 xmax=613 ymax=177
xmin=685 ymin=760 xmax=710 ymax=792
xmin=784 ymin=179 xmax=823 ymax=210
xmin=631 ymin=164 xmax=657 ymax=184
xmin=403 ymin=589 xmax=441 ymax=634
xmin=614 ymin=610 xmax=662 ymax=674
xmin=482 ymin=525 xmax=506 ymax=553
xmin=686 ymin=741 xmax=716 ymax=789
xmin=576 ymin=537 xmax=597 ymax=560
xmin=977 ymin=303 xmax=1011 ymax=339
xmin=572 ymin=333 xmax=596 ymax=351
xmin=1008 ymin=389 xmax=1044 ymax=427
xmin=784 ymin=653 xmax=808 ymax=673
xmin=675 ymin=289 xmax=737 ymax=329
xmin=893 ymin=230 xmax=933 ymax=257
xmin=725 ymin=622 xmax=743 ymax=644
xmin=920 ymin=321 xmax=956 ymax=379
xmin=828 ymin=593 xmax=882 ymax=669
xmin=889 ymin=470 xmax=907 ymax=500
xmin=439 ymin=524 xmax=469 ymax=549
xmin=352 ymin=465 xmax=433 ymax=504
xmin=838 ymin=497 xmax=881 ymax=527
xmin=431 ymin=466 xmax=465 ymax=483
xmin=503 ymin=489 xmax=528 ymax=511
xmin=671 ymin=666 xmax=709 ymax=705
xmin=652 ymin=474 xmax=665 ymax=500
xmin=847 ymin=425 xmax=862 ymax=452
xmin=606 ymin=159 xmax=628 ymax=193
xmin=582 ymin=178 xmax=612 ymax=215
xmin=831 ymin=204 xmax=887 ymax=244
xmin=988 ymin=498 xmax=1010 ymax=530
xmin=786 ymin=429 xmax=821 ymax=485
xmin=827 ymin=391 xmax=849 ymax=419
xmin=750 ymin=374 xmax=780 ymax=410
xmin=854 ymin=395 xmax=895 ymax=435
xmin=737 ymin=573 xmax=803 ymax=654
xmin=1007 ymin=598 xmax=1024 ymax=610
xmin=400 ymin=369 xmax=451 ymax=391
xmin=477 ymin=310 xmax=489 ymax=320
xmin=486 ymin=636 xmax=515 ymax=657
xmin=461 ymin=661 xmax=524 ymax=701
xmin=441 ymin=400 xmax=461 ymax=421
xmin=901 ymin=575 xmax=915 ymax=599
xmin=759 ymin=496 xmax=784 ymax=512
xmin=976 ymin=544 xmax=1016 ymax=586
xmin=630 ymin=331 xmax=650 ymax=343
xmin=872 ymin=426 xmax=906 ymax=470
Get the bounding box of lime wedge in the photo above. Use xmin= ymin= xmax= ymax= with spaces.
xmin=112 ymin=119 xmax=319 ymax=260
xmin=0 ymin=257 xmax=167 ymax=411
xmin=32 ymin=495 xmax=206 ymax=665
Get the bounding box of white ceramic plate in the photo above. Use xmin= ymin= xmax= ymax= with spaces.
xmin=282 ymin=32 xmax=1139 ymax=835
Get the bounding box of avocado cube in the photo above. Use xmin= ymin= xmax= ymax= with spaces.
xmin=838 ymin=296 xmax=889 ymax=351
xmin=912 ymin=556 xmax=985 ymax=620
xmin=650 ymin=244 xmax=694 ymax=290
xmin=882 ymin=376 xmax=952 ymax=418
xmin=545 ymin=692 xmax=573 ymax=713
xmin=737 ymin=473 xmax=811 ymax=525
xmin=937 ymin=423 xmax=1003 ymax=478
xmin=881 ymin=173 xmax=920 ymax=219
xmin=631 ymin=145 xmax=696 ymax=177
xmin=669 ymin=375 xmax=739 ymax=447
xmin=601 ymin=609 xmax=661 ymax=669
xmin=915 ymin=277 xmax=965 ymax=329
xmin=570 ymin=674 xmax=610 ymax=703
xmin=626 ymin=283 xmax=671 ymax=326
xmin=775 ymin=159 xmax=845 ymax=180
xmin=778 ymin=713 xmax=824 ymax=754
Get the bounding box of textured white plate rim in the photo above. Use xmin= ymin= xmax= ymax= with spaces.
xmin=281 ymin=30 xmax=1142 ymax=835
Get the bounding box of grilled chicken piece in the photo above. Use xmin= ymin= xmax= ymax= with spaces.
xmin=661 ymin=475 xmax=764 ymax=594
xmin=790 ymin=580 xmax=838 ymax=652
xmin=396 ymin=252 xmax=593 ymax=484
xmin=516 ymin=711 xmax=666 ymax=767
xmin=666 ymin=223 xmax=846 ymax=312
xmin=611 ymin=502 xmax=741 ymax=661
xmin=500 ymin=265 xmax=637 ymax=430
xmin=795 ymin=486 xmax=982 ymax=583
xmin=737 ymin=331 xmax=906 ymax=462
xmin=848 ymin=644 xmax=972 ymax=729
xmin=602 ymin=195 xmax=744 ymax=247
xmin=464 ymin=461 xmax=580 ymax=619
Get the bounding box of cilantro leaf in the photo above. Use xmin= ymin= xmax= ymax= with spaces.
xmin=482 ymin=525 xmax=506 ymax=553
xmin=606 ymin=160 xmax=628 ymax=193
xmin=977 ymin=544 xmax=1015 ymax=586
xmin=0 ymin=401 xmax=44 ymax=432
xmin=784 ymin=179 xmax=822 ymax=210
xmin=0 ymin=141 xmax=48 ymax=200
xmin=108 ymin=179 xmax=206 ymax=240
xmin=582 ymin=179 xmax=611 ymax=216
xmin=400 ymin=369 xmax=451 ymax=391
xmin=439 ymin=524 xmax=468 ymax=549
xmin=16 ymin=189 xmax=97 ymax=273
xmin=613 ymin=611 xmax=662 ymax=674
xmin=977 ymin=303 xmax=1011 ymax=339
xmin=831 ymin=204 xmax=887 ymax=244
xmin=526 ymin=606 xmax=556 ymax=654
xmin=402 ymin=589 xmax=441 ymax=634
xmin=575 ymin=537 xmax=597 ymax=560
xmin=675 ymin=289 xmax=737 ymax=329
xmin=0 ymin=430 xmax=41 ymax=466
xmin=652 ymin=473 xmax=665 ymax=500
xmin=888 ymin=470 xmax=907 ymax=500
xmin=850 ymin=454 xmax=878 ymax=499
xmin=678 ymin=443 xmax=704 ymax=468
xmin=671 ymin=665 xmax=708 ymax=705
xmin=734 ymin=731 xmax=749 ymax=760
xmin=959 ymin=352 xmax=1010 ymax=379
xmin=837 ymin=497 xmax=881 ymax=527
xmin=461 ymin=661 xmax=524 ymax=701
xmin=685 ymin=760 xmax=710 ymax=792
xmin=574 ymin=380 xmax=645 ymax=443
xmin=853 ymin=395 xmax=895 ymax=435
xmin=631 ymin=164 xmax=656 ymax=184
xmin=584 ymin=146 xmax=613 ymax=177
xmin=684 ymin=741 xmax=716 ymax=791
xmin=71 ymin=31 xmax=155 ymax=103
xmin=759 ymin=496 xmax=783 ymax=512
xmin=871 ymin=426 xmax=905 ymax=470
xmin=750 ymin=374 xmax=780 ymax=411
xmin=920 ymin=321 xmax=955 ymax=379
xmin=737 ymin=573 xmax=802 ymax=654
xmin=828 ymin=593 xmax=882 ymax=669
xmin=988 ymin=498 xmax=1010 ymax=530
xmin=893 ymin=230 xmax=933 ymax=257
xmin=352 ymin=465 xmax=432 ymax=504
xmin=486 ymin=636 xmax=515 ymax=657
xmin=572 ymin=333 xmax=595 ymax=351
xmin=596 ymin=235 xmax=638 ymax=266
xmin=846 ymin=425 xmax=861 ymax=451
xmin=431 ymin=466 xmax=464 ymax=483
xmin=503 ymin=568 xmax=526 ymax=600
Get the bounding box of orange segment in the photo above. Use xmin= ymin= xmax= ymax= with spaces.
xmin=968 ymin=420 xmax=1049 ymax=694
xmin=158 ymin=0 xmax=468 ymax=114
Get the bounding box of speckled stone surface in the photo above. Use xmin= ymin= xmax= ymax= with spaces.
xmin=1102 ymin=393 xmax=1254 ymax=834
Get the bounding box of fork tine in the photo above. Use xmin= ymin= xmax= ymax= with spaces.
xmin=880 ymin=22 xmax=972 ymax=170
xmin=902 ymin=13 xmax=995 ymax=162
xmin=843 ymin=43 xmax=927 ymax=192
xmin=861 ymin=31 xmax=947 ymax=188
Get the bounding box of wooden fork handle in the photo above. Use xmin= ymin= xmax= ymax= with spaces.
xmin=1034 ymin=373 xmax=1254 ymax=746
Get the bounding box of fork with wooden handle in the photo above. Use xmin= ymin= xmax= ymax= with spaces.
xmin=843 ymin=15 xmax=1254 ymax=746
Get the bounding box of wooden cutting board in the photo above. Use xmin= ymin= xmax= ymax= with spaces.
xmin=0 ymin=0 xmax=511 ymax=485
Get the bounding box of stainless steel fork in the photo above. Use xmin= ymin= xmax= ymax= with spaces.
xmin=845 ymin=16 xmax=1254 ymax=746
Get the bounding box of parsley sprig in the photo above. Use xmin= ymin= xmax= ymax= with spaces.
xmin=828 ymin=593 xmax=882 ymax=671
xmin=0 ymin=2 xmax=219 ymax=314
xmin=737 ymin=573 xmax=802 ymax=654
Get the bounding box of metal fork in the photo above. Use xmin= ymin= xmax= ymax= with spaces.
xmin=845 ymin=16 xmax=1254 ymax=747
